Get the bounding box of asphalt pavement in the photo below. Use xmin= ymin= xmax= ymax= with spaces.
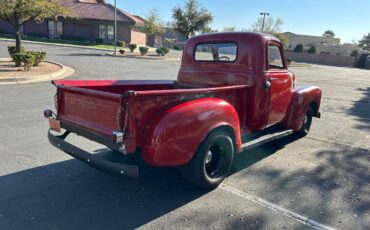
xmin=0 ymin=41 xmax=369 ymax=230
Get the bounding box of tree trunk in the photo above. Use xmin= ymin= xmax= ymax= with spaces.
xmin=15 ymin=31 xmax=21 ymax=53
xmin=15 ymin=27 xmax=22 ymax=67
xmin=185 ymin=33 xmax=190 ymax=40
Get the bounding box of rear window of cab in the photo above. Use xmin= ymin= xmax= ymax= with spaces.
xmin=195 ymin=43 xmax=238 ymax=62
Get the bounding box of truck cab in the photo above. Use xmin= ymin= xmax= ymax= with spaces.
xmin=45 ymin=32 xmax=322 ymax=189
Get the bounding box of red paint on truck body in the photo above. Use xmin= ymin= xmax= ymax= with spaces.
xmin=50 ymin=32 xmax=322 ymax=167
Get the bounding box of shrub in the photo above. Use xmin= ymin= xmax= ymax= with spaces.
xmin=7 ymin=46 xmax=27 ymax=60
xmin=173 ymin=45 xmax=182 ymax=50
xmin=286 ymin=58 xmax=292 ymax=65
xmin=117 ymin=41 xmax=126 ymax=47
xmin=156 ymin=48 xmax=165 ymax=56
xmin=160 ymin=47 xmax=170 ymax=55
xmin=28 ymin=51 xmax=47 ymax=66
xmin=119 ymin=49 xmax=125 ymax=55
xmin=95 ymin=38 xmax=103 ymax=44
xmin=128 ymin=44 xmax=137 ymax=52
xmin=139 ymin=46 xmax=149 ymax=55
xmin=13 ymin=53 xmax=36 ymax=71
xmin=293 ymin=44 xmax=304 ymax=53
xmin=307 ymin=46 xmax=316 ymax=54
xmin=156 ymin=47 xmax=170 ymax=56
xmin=350 ymin=50 xmax=359 ymax=57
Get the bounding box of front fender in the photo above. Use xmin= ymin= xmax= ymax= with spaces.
xmin=141 ymin=98 xmax=241 ymax=167
xmin=282 ymin=85 xmax=322 ymax=131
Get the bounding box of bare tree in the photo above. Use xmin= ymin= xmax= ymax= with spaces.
xmin=249 ymin=16 xmax=284 ymax=33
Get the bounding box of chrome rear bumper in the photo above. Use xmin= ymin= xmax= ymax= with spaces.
xmin=48 ymin=130 xmax=139 ymax=179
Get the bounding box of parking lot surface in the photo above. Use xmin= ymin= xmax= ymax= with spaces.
xmin=0 ymin=41 xmax=369 ymax=229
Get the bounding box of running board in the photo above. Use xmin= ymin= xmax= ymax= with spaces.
xmin=241 ymin=130 xmax=293 ymax=151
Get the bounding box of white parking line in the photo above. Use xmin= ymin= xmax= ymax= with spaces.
xmin=307 ymin=136 xmax=369 ymax=151
xmin=220 ymin=183 xmax=336 ymax=230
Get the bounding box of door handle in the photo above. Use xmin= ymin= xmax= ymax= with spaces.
xmin=270 ymin=77 xmax=278 ymax=81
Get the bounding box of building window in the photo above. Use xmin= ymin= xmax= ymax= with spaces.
xmin=56 ymin=21 xmax=63 ymax=37
xmin=268 ymin=45 xmax=284 ymax=69
xmin=107 ymin=25 xmax=114 ymax=40
xmin=48 ymin=21 xmax=63 ymax=38
xmin=99 ymin=25 xmax=114 ymax=41
xmin=195 ymin=43 xmax=237 ymax=62
xmin=48 ymin=21 xmax=56 ymax=38
xmin=99 ymin=25 xmax=106 ymax=39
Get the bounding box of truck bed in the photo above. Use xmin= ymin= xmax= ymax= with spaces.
xmin=53 ymin=80 xmax=249 ymax=153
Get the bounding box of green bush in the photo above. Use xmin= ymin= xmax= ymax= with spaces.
xmin=117 ymin=41 xmax=126 ymax=47
xmin=13 ymin=53 xmax=36 ymax=71
xmin=95 ymin=38 xmax=103 ymax=44
xmin=7 ymin=46 xmax=27 ymax=60
xmin=156 ymin=47 xmax=170 ymax=56
xmin=139 ymin=46 xmax=149 ymax=55
xmin=28 ymin=51 xmax=47 ymax=66
xmin=173 ymin=45 xmax=182 ymax=51
xmin=293 ymin=44 xmax=304 ymax=53
xmin=128 ymin=44 xmax=137 ymax=52
xmin=350 ymin=50 xmax=359 ymax=57
xmin=119 ymin=49 xmax=125 ymax=55
xmin=307 ymin=46 xmax=316 ymax=54
xmin=160 ymin=47 xmax=170 ymax=55
xmin=156 ymin=48 xmax=165 ymax=56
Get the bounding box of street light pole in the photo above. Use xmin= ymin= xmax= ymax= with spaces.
xmin=114 ymin=0 xmax=117 ymax=55
xmin=260 ymin=12 xmax=270 ymax=33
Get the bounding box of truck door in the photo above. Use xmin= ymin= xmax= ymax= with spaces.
xmin=266 ymin=43 xmax=293 ymax=125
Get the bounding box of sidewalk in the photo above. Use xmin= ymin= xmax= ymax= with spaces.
xmin=0 ymin=37 xmax=160 ymax=53
xmin=0 ymin=37 xmax=117 ymax=52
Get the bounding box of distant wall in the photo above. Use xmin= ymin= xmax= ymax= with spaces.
xmin=117 ymin=22 xmax=131 ymax=44
xmin=130 ymin=30 xmax=146 ymax=46
xmin=285 ymin=51 xmax=356 ymax=67
xmin=148 ymin=34 xmax=162 ymax=48
xmin=0 ymin=19 xmax=14 ymax=34
xmin=24 ymin=21 xmax=48 ymax=37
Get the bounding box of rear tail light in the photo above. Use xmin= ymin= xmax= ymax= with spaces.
xmin=44 ymin=110 xmax=53 ymax=118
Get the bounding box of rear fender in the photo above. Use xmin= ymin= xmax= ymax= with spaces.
xmin=281 ymin=86 xmax=322 ymax=131
xmin=141 ymin=98 xmax=241 ymax=167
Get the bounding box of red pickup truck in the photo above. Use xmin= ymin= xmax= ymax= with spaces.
xmin=45 ymin=32 xmax=322 ymax=189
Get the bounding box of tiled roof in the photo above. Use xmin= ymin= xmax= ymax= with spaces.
xmin=58 ymin=0 xmax=136 ymax=23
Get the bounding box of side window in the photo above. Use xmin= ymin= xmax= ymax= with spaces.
xmin=268 ymin=45 xmax=284 ymax=69
xmin=195 ymin=43 xmax=237 ymax=62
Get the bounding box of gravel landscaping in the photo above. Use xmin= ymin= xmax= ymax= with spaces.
xmin=0 ymin=59 xmax=62 ymax=78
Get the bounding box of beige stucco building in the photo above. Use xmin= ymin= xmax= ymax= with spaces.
xmin=281 ymin=32 xmax=362 ymax=56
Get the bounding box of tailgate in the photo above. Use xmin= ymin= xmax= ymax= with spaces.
xmin=56 ymin=86 xmax=124 ymax=137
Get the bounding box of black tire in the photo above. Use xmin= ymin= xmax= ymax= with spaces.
xmin=294 ymin=107 xmax=313 ymax=137
xmin=180 ymin=129 xmax=234 ymax=189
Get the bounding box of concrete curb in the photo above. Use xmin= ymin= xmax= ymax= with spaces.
xmin=0 ymin=38 xmax=114 ymax=52
xmin=105 ymin=52 xmax=181 ymax=61
xmin=0 ymin=60 xmax=75 ymax=85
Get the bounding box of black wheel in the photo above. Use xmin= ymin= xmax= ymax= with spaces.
xmin=294 ymin=107 xmax=313 ymax=137
xmin=180 ymin=129 xmax=234 ymax=189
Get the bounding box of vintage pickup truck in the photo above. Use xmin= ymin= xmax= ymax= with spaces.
xmin=45 ymin=32 xmax=322 ymax=189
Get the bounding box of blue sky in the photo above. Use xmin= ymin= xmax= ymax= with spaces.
xmin=108 ymin=0 xmax=369 ymax=43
